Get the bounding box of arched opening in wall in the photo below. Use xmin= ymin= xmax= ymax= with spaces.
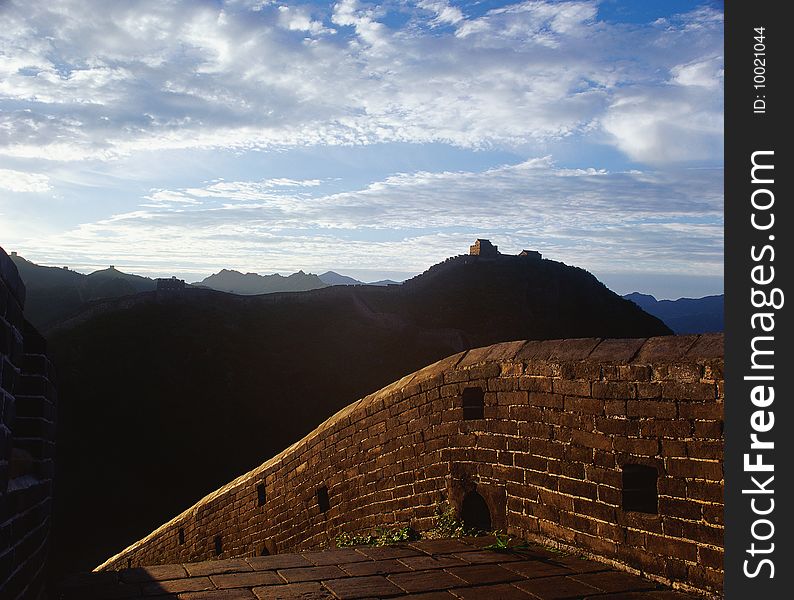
xmin=317 ymin=486 xmax=330 ymax=513
xmin=461 ymin=490 xmax=491 ymax=531
xmin=462 ymin=387 xmax=485 ymax=420
xmin=260 ymin=544 xmax=270 ymax=556
xmin=622 ymin=464 xmax=658 ymax=513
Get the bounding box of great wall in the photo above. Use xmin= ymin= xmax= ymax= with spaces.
xmin=0 ymin=246 xmax=724 ymax=598
xmin=96 ymin=334 xmax=724 ymax=597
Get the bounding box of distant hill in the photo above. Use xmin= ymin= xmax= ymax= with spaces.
xmin=319 ymin=271 xmax=401 ymax=287
xmin=9 ymin=254 xmax=157 ymax=328
xmin=318 ymin=271 xmax=362 ymax=286
xmin=47 ymin=252 xmax=669 ymax=578
xmin=197 ymin=268 xmax=327 ymax=294
xmin=369 ymin=279 xmax=400 ymax=286
xmin=623 ymin=292 xmax=723 ymax=334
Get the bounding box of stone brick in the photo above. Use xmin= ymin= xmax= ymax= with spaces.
xmin=686 ymin=440 xmax=723 ymax=460
xmin=635 ymin=336 xmax=700 ymax=362
xmin=616 ymin=365 xmax=653 ymax=382
xmin=686 ymin=480 xmax=723 ymax=503
xmin=553 ymin=379 xmax=591 ymax=397
xmin=563 ymin=396 xmax=603 ymax=415
xmin=527 ymin=392 xmax=564 ymax=409
xmin=666 ymin=459 xmax=722 ymax=481
xmin=495 ymin=391 xmax=528 ymax=406
xmin=513 ymin=575 xmax=601 ymax=599
xmin=699 ymin=546 xmax=724 ymax=570
xmin=322 ymin=574 xmax=404 ymax=599
xmin=678 ymin=403 xmax=723 ymax=421
xmin=612 ymin=437 xmax=659 ymax=457
xmin=558 ymin=478 xmax=597 ymax=500
xmin=646 ymin=535 xmax=698 ymax=563
xmin=570 ymin=430 xmax=612 ymax=452
xmin=661 ymin=382 xmax=717 ymax=401
xmin=592 ymin=381 xmax=636 ymax=400
xmin=636 ymin=383 xmax=662 ymax=399
xmin=517 ymin=376 xmax=552 ymax=393
xmin=626 ymin=400 xmax=676 ymax=419
xmin=641 ymin=420 xmax=692 ymax=439
xmin=658 ymin=497 xmax=703 ymax=520
xmin=653 ymin=364 xmax=702 ymax=384
xmin=389 ymin=570 xmax=467 ymax=593
xmin=588 ymin=338 xmax=646 ymax=362
xmin=692 ymin=420 xmax=723 ymax=440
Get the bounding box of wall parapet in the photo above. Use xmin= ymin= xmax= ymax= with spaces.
xmin=1 ymin=247 xmax=58 ymax=600
xmin=97 ymin=334 xmax=724 ymax=597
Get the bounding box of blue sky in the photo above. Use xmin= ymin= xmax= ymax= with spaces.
xmin=0 ymin=0 xmax=723 ymax=298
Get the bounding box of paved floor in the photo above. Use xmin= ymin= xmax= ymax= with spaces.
xmin=58 ymin=537 xmax=701 ymax=600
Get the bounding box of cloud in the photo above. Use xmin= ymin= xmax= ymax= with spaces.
xmin=0 ymin=168 xmax=51 ymax=192
xmin=417 ymin=1 xmax=464 ymax=26
xmin=17 ymin=159 xmax=722 ymax=279
xmin=277 ymin=5 xmax=334 ymax=35
xmin=0 ymin=0 xmax=722 ymax=163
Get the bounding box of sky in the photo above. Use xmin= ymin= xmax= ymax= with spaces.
xmin=0 ymin=0 xmax=723 ymax=299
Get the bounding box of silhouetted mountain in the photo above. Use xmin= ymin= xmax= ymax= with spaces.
xmin=9 ymin=254 xmax=156 ymax=328
xmin=624 ymin=292 xmax=723 ymax=334
xmin=318 ymin=272 xmax=401 ymax=286
xmin=318 ymin=271 xmax=362 ymax=286
xmin=87 ymin=266 xmax=155 ymax=293
xmin=369 ymin=279 xmax=400 ymax=286
xmin=46 ymin=252 xmax=669 ymax=578
xmin=197 ymin=268 xmax=327 ymax=294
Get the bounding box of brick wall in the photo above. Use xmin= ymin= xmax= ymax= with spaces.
xmin=97 ymin=334 xmax=724 ymax=597
xmin=1 ymin=248 xmax=58 ymax=600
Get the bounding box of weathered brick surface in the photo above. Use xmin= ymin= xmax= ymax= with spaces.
xmin=1 ymin=247 xmax=58 ymax=600
xmin=97 ymin=334 xmax=724 ymax=598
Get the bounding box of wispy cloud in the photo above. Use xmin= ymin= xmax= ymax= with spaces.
xmin=0 ymin=168 xmax=52 ymax=192
xmin=18 ymin=159 xmax=722 ymax=279
xmin=0 ymin=0 xmax=722 ymax=163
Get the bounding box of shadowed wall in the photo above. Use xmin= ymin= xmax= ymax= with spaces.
xmin=97 ymin=334 xmax=724 ymax=597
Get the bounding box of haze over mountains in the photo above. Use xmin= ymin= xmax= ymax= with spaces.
xmin=623 ymin=292 xmax=723 ymax=334
xmin=8 ymin=253 xmax=400 ymax=329
xmin=24 ymin=249 xmax=676 ymax=578
xmin=10 ymin=252 xmax=722 ymax=335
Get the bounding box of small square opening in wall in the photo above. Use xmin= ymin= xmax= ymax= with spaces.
xmin=462 ymin=387 xmax=485 ymax=420
xmin=622 ymin=464 xmax=658 ymax=513
xmin=317 ymin=486 xmax=330 ymax=513
xmin=257 ymin=483 xmax=267 ymax=506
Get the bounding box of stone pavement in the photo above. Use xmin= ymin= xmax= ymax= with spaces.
xmin=59 ymin=537 xmax=702 ymax=600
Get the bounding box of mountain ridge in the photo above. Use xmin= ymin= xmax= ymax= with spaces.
xmin=623 ymin=291 xmax=723 ymax=334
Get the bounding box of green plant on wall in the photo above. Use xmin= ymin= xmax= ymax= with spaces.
xmin=483 ymin=530 xmax=530 ymax=553
xmin=335 ymin=525 xmax=419 ymax=548
xmin=335 ymin=501 xmax=495 ymax=547
xmin=426 ymin=501 xmax=485 ymax=539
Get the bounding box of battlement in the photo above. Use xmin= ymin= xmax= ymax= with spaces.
xmin=97 ymin=334 xmax=724 ymax=597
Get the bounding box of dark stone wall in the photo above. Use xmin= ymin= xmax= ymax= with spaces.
xmin=1 ymin=248 xmax=57 ymax=600
xmin=98 ymin=334 xmax=724 ymax=597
